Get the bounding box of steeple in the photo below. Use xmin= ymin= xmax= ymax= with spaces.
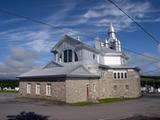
xmin=106 ymin=22 xmax=121 ymax=52
xmin=108 ymin=22 xmax=116 ymax=40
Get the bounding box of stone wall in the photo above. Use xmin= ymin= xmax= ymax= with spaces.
xmin=19 ymin=68 xmax=141 ymax=103
xmin=99 ymin=68 xmax=141 ymax=98
xmin=19 ymin=80 xmax=66 ymax=101
xmin=65 ymin=79 xmax=99 ymax=103
xmin=65 ymin=68 xmax=141 ymax=103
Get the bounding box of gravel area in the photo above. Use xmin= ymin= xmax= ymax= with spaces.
xmin=0 ymin=93 xmax=160 ymax=120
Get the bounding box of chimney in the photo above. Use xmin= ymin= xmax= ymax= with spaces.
xmin=95 ymin=37 xmax=101 ymax=49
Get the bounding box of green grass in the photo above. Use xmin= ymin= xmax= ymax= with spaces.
xmin=99 ymin=98 xmax=136 ymax=103
xmin=71 ymin=97 xmax=139 ymax=106
xmin=17 ymin=95 xmax=139 ymax=106
xmin=16 ymin=96 xmax=66 ymax=105
xmin=0 ymin=90 xmax=18 ymax=93
xmin=71 ymin=101 xmax=96 ymax=106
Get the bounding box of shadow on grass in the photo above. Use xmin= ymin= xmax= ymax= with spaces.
xmin=7 ymin=112 xmax=49 ymax=120
xmin=121 ymin=115 xmax=160 ymax=120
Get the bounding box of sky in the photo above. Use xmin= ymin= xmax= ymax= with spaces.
xmin=0 ymin=0 xmax=160 ymax=79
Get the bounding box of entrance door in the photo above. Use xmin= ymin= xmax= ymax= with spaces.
xmin=86 ymin=84 xmax=90 ymax=99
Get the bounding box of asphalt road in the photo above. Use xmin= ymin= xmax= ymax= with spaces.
xmin=0 ymin=93 xmax=160 ymax=120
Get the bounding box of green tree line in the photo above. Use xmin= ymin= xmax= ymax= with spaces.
xmin=0 ymin=80 xmax=19 ymax=89
xmin=141 ymin=76 xmax=160 ymax=88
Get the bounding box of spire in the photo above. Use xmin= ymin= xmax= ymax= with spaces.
xmin=108 ymin=22 xmax=115 ymax=33
xmin=108 ymin=22 xmax=116 ymax=40
xmin=106 ymin=22 xmax=121 ymax=52
xmin=77 ymin=35 xmax=80 ymax=41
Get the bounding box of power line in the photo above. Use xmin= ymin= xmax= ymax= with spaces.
xmin=1 ymin=7 xmax=160 ymax=67
xmin=107 ymin=0 xmax=160 ymax=44
xmin=141 ymin=67 xmax=160 ymax=75
xmin=138 ymin=61 xmax=160 ymax=68
xmin=0 ymin=8 xmax=68 ymax=31
xmin=122 ymin=47 xmax=160 ymax=62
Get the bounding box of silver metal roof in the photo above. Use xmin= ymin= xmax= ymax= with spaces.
xmin=51 ymin=35 xmax=100 ymax=53
xmin=18 ymin=62 xmax=100 ymax=78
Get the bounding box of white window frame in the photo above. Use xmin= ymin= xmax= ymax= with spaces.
xmin=46 ymin=84 xmax=51 ymax=96
xmin=93 ymin=84 xmax=96 ymax=93
xmin=27 ymin=83 xmax=31 ymax=94
xmin=113 ymin=72 xmax=117 ymax=79
xmin=113 ymin=70 xmax=128 ymax=80
xmin=36 ymin=84 xmax=40 ymax=95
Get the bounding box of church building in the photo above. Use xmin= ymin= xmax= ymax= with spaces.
xmin=18 ymin=23 xmax=141 ymax=103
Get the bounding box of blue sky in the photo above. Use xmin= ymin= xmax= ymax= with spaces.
xmin=0 ymin=0 xmax=160 ymax=79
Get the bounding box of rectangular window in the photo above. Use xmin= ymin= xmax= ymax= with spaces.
xmin=27 ymin=83 xmax=31 ymax=94
xmin=36 ymin=84 xmax=40 ymax=95
xmin=68 ymin=50 xmax=72 ymax=62
xmin=46 ymin=84 xmax=51 ymax=96
xmin=64 ymin=50 xmax=67 ymax=62
xmin=125 ymin=85 xmax=129 ymax=91
xmin=93 ymin=84 xmax=96 ymax=92
xmin=101 ymin=71 xmax=105 ymax=79
xmin=113 ymin=85 xmax=117 ymax=91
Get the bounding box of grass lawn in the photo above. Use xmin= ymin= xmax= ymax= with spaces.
xmin=0 ymin=90 xmax=18 ymax=93
xmin=16 ymin=96 xmax=66 ymax=105
xmin=16 ymin=96 xmax=140 ymax=106
xmin=72 ymin=97 xmax=139 ymax=106
xmin=99 ymin=98 xmax=136 ymax=103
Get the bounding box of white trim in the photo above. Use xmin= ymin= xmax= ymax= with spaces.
xmin=46 ymin=84 xmax=51 ymax=96
xmin=93 ymin=84 xmax=96 ymax=93
xmin=113 ymin=70 xmax=128 ymax=80
xmin=35 ymin=84 xmax=40 ymax=95
xmin=26 ymin=83 xmax=31 ymax=94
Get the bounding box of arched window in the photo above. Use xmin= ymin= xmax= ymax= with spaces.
xmin=62 ymin=49 xmax=78 ymax=63
xmin=124 ymin=72 xmax=127 ymax=79
xmin=121 ymin=72 xmax=123 ymax=79
xmin=117 ymin=72 xmax=120 ymax=79
xmin=64 ymin=49 xmax=72 ymax=62
xmin=114 ymin=72 xmax=117 ymax=79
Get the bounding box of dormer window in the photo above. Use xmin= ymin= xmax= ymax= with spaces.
xmin=61 ymin=49 xmax=78 ymax=63
xmin=59 ymin=54 xmax=62 ymax=62
xmin=64 ymin=49 xmax=72 ymax=62
xmin=93 ymin=54 xmax=95 ymax=60
xmin=74 ymin=52 xmax=78 ymax=62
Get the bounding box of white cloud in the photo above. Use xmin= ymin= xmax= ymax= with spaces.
xmin=0 ymin=0 xmax=160 ymax=78
xmin=0 ymin=48 xmax=40 ymax=79
xmin=81 ymin=0 xmax=152 ymax=31
xmin=127 ymin=51 xmax=160 ymax=75
xmin=157 ymin=44 xmax=160 ymax=53
xmin=1 ymin=18 xmax=25 ymax=24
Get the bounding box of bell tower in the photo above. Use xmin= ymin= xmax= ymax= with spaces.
xmin=106 ymin=22 xmax=121 ymax=52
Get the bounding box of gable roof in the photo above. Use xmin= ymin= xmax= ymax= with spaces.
xmin=43 ymin=61 xmax=63 ymax=69
xmin=51 ymin=35 xmax=100 ymax=53
xmin=18 ymin=62 xmax=100 ymax=79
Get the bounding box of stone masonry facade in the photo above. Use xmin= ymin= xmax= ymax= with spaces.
xmin=19 ymin=80 xmax=66 ymax=101
xmin=19 ymin=68 xmax=141 ymax=103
